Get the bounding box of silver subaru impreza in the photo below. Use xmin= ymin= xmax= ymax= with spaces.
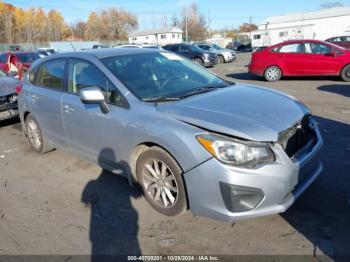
xmin=18 ymin=48 xmax=323 ymax=221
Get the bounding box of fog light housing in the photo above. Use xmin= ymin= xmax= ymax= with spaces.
xmin=220 ymin=182 xmax=264 ymax=212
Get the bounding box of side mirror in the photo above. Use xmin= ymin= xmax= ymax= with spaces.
xmin=79 ymin=87 xmax=110 ymax=114
xmin=328 ymin=51 xmax=337 ymax=57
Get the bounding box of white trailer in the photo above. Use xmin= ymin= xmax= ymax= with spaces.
xmin=252 ymin=6 xmax=350 ymax=48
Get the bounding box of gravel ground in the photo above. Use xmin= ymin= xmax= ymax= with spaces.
xmin=0 ymin=53 xmax=349 ymax=258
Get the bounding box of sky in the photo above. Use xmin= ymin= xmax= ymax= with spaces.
xmin=6 ymin=0 xmax=350 ymax=30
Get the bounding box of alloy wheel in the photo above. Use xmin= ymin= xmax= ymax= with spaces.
xmin=27 ymin=119 xmax=42 ymax=150
xmin=266 ymin=67 xmax=280 ymax=81
xmin=141 ymin=159 xmax=178 ymax=208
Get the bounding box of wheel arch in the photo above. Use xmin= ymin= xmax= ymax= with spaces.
xmin=129 ymin=142 xmax=184 ymax=182
xmin=340 ymin=63 xmax=350 ymax=75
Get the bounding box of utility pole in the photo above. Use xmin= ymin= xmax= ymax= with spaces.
xmin=249 ymin=16 xmax=252 ymax=40
xmin=185 ymin=7 xmax=188 ymax=42
xmin=207 ymin=10 xmax=211 ymax=39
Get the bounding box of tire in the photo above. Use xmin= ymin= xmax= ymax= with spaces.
xmin=25 ymin=114 xmax=54 ymax=154
xmin=264 ymin=66 xmax=282 ymax=82
xmin=193 ymin=58 xmax=204 ymax=67
xmin=218 ymin=55 xmax=225 ymax=64
xmin=136 ymin=147 xmax=187 ymax=216
xmin=340 ymin=64 xmax=350 ymax=82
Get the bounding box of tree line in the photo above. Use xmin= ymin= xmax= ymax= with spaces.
xmin=0 ymin=0 xmax=257 ymax=44
xmin=0 ymin=1 xmax=139 ymax=44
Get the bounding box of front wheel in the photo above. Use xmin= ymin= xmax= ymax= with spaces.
xmin=136 ymin=147 xmax=187 ymax=216
xmin=264 ymin=66 xmax=282 ymax=82
xmin=218 ymin=55 xmax=225 ymax=64
xmin=341 ymin=64 xmax=350 ymax=82
xmin=193 ymin=58 xmax=204 ymax=67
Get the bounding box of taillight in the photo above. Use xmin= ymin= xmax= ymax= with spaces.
xmin=16 ymin=83 xmax=23 ymax=94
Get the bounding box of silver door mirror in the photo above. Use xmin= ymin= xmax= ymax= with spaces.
xmin=79 ymin=87 xmax=110 ymax=114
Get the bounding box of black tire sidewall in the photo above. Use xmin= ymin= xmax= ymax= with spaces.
xmin=25 ymin=115 xmax=44 ymax=153
xmin=341 ymin=65 xmax=350 ymax=82
xmin=194 ymin=58 xmax=204 ymax=66
xmin=264 ymin=66 xmax=281 ymax=82
xmin=136 ymin=147 xmax=187 ymax=216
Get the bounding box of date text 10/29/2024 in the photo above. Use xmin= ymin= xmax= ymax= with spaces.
xmin=128 ymin=255 xmax=220 ymax=261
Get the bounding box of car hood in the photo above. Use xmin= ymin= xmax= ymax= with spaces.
xmin=0 ymin=77 xmax=20 ymax=96
xmin=157 ymin=84 xmax=309 ymax=142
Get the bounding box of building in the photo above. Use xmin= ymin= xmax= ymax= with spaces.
xmin=128 ymin=27 xmax=183 ymax=45
xmin=252 ymin=6 xmax=350 ymax=48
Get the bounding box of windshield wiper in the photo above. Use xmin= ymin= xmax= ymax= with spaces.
xmin=142 ymin=96 xmax=181 ymax=102
xmin=179 ymin=82 xmax=230 ymax=98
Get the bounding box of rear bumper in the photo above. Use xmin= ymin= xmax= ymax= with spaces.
xmin=184 ymin=122 xmax=323 ymax=222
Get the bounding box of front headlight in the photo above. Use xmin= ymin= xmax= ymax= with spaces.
xmin=197 ymin=134 xmax=275 ymax=168
xmin=9 ymin=94 xmax=18 ymax=103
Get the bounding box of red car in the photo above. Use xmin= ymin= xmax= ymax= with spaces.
xmin=325 ymin=36 xmax=350 ymax=49
xmin=249 ymin=40 xmax=350 ymax=82
xmin=0 ymin=51 xmax=40 ymax=79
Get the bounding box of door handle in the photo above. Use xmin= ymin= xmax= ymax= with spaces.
xmin=63 ymin=104 xmax=74 ymax=113
xmin=31 ymin=95 xmax=39 ymax=102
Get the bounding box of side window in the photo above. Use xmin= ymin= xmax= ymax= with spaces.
xmin=180 ymin=46 xmax=190 ymax=53
xmin=345 ymin=36 xmax=350 ymax=42
xmin=28 ymin=66 xmax=38 ymax=84
xmin=35 ymin=60 xmax=65 ymax=90
xmin=170 ymin=45 xmax=179 ymax=52
xmin=278 ymin=44 xmax=302 ymax=53
xmin=0 ymin=54 xmax=7 ymax=64
xmin=67 ymin=59 xmax=125 ymax=107
xmin=304 ymin=43 xmax=331 ymax=54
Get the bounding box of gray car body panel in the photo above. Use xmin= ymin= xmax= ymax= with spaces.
xmin=18 ymin=48 xmax=322 ymax=221
xmin=157 ymin=84 xmax=309 ymax=142
xmin=0 ymin=77 xmax=20 ymax=96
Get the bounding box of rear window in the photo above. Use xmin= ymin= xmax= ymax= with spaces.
xmin=16 ymin=53 xmax=40 ymax=63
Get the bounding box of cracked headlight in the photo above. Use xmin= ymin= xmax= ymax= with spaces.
xmin=9 ymin=94 xmax=18 ymax=102
xmin=197 ymin=134 xmax=275 ymax=168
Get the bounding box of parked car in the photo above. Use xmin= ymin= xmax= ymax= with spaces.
xmin=0 ymin=70 xmax=21 ymax=121
xmin=18 ymin=48 xmax=323 ymax=222
xmin=195 ymin=43 xmax=236 ymax=63
xmin=249 ymin=39 xmax=350 ymax=82
xmin=115 ymin=44 xmax=163 ymax=50
xmin=325 ymin=36 xmax=350 ymax=49
xmin=163 ymin=43 xmax=218 ymax=67
xmin=226 ymin=41 xmax=252 ymax=52
xmin=0 ymin=51 xmax=40 ymax=79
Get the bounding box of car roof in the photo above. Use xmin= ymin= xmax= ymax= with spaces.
xmin=30 ymin=47 xmax=164 ymax=68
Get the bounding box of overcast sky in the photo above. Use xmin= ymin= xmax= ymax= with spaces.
xmin=7 ymin=0 xmax=350 ymax=29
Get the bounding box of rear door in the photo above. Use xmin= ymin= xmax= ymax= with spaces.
xmin=179 ymin=45 xmax=193 ymax=59
xmin=303 ymin=42 xmax=343 ymax=75
xmin=274 ymin=43 xmax=308 ymax=75
xmin=29 ymin=59 xmax=67 ymax=147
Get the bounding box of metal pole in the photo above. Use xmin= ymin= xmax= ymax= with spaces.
xmin=185 ymin=9 xmax=188 ymax=42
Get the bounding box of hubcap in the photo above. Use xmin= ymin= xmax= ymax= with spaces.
xmin=27 ymin=119 xmax=41 ymax=150
xmin=266 ymin=68 xmax=280 ymax=80
xmin=142 ymin=159 xmax=178 ymax=208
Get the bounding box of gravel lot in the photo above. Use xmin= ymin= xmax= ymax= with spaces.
xmin=0 ymin=53 xmax=349 ymax=258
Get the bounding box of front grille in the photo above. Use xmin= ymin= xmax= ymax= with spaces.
xmin=278 ymin=115 xmax=316 ymax=158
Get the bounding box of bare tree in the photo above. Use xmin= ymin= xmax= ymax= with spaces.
xmin=180 ymin=2 xmax=207 ymax=42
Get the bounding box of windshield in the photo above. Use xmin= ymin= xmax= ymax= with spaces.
xmin=16 ymin=53 xmax=40 ymax=63
xmin=102 ymin=52 xmax=227 ymax=100
xmin=212 ymin=44 xmax=224 ymax=50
